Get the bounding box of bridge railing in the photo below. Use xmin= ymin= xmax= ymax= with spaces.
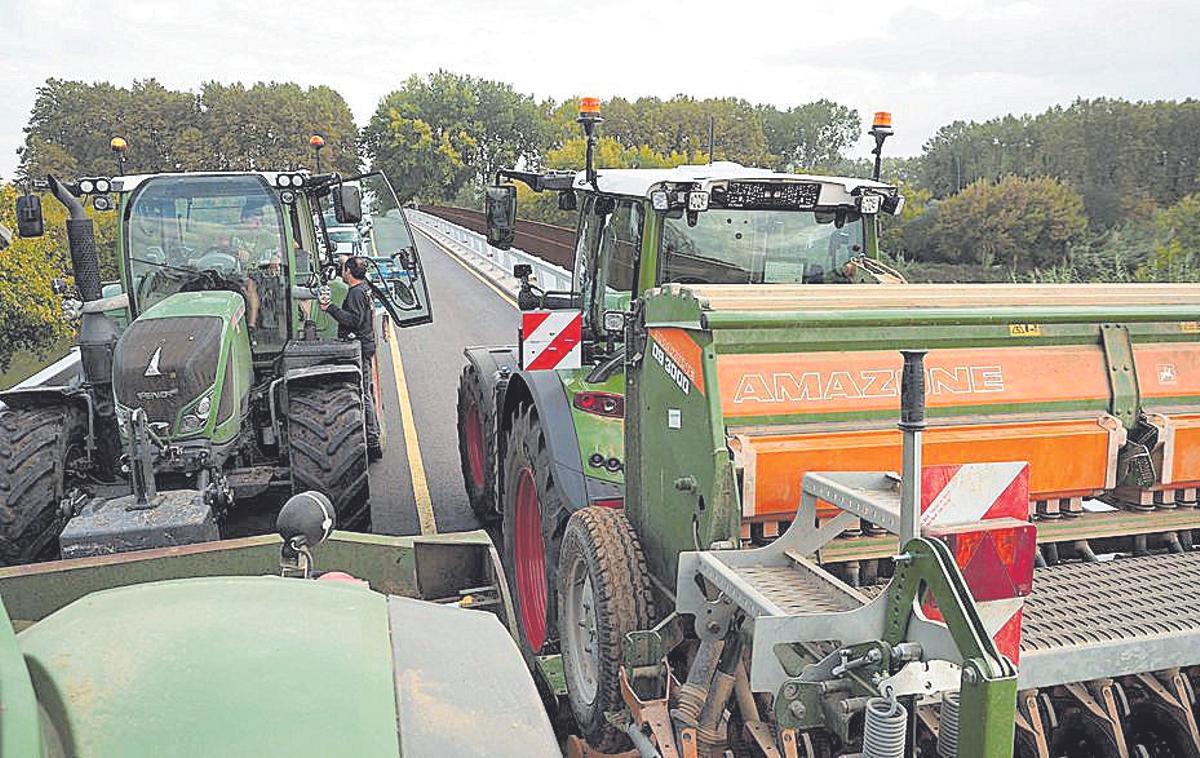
xmin=405 ymin=208 xmax=574 ymax=296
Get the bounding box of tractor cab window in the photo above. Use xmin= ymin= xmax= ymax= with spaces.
xmin=571 ymin=195 xmax=605 ymax=329
xmin=600 ymin=200 xmax=642 ymax=294
xmin=126 ymin=175 xmax=289 ymax=346
xmin=659 ymin=209 xmax=865 ymax=285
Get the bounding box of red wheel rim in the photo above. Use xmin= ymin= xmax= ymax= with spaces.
xmin=464 ymin=403 xmax=486 ymax=490
xmin=514 ymin=467 xmax=547 ymax=650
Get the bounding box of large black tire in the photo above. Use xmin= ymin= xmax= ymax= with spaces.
xmin=457 ymin=364 xmax=499 ymax=525
xmin=501 ymin=403 xmax=571 ymax=657
xmin=287 ymin=380 xmax=371 ymax=531
xmin=0 ymin=405 xmax=74 ymax=565
xmin=557 ymin=506 xmax=656 ymax=752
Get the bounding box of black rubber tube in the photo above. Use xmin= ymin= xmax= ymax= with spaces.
xmin=899 ymin=349 xmax=927 ymax=431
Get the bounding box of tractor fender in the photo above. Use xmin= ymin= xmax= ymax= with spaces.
xmin=498 ymin=368 xmax=590 ymax=518
xmin=0 ymin=385 xmax=89 ymax=414
xmin=463 ymin=345 xmax=520 ymax=401
xmin=282 ymin=363 xmax=362 ymax=389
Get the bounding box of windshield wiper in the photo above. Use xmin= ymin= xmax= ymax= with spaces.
xmin=129 ymin=256 xmax=198 ymax=274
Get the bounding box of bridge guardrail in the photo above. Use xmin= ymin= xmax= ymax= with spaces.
xmin=405 ymin=209 xmax=573 ymax=297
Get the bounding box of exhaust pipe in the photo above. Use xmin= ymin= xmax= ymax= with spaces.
xmin=45 ymin=174 xmax=121 ymax=475
xmin=47 ymin=175 xmax=102 ymax=302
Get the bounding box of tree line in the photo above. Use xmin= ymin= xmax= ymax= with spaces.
xmin=5 ymin=74 xmax=1200 ymax=374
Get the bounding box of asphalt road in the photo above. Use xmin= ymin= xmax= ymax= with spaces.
xmin=368 ymin=221 xmax=518 ymax=535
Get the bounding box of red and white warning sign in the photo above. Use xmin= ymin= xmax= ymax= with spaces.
xmin=521 ymin=310 xmax=582 ymax=371
xmin=918 ymin=462 xmax=1036 ymax=664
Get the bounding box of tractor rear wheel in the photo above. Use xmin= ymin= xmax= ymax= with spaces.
xmin=557 ymin=506 xmax=656 ymax=752
xmin=502 ymin=403 xmax=570 ymax=657
xmin=0 ymin=405 xmax=77 ymax=565
xmin=287 ymin=380 xmax=371 ymax=531
xmin=457 ymin=364 xmax=498 ymax=525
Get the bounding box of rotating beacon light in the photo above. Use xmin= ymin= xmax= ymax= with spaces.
xmin=310 ymin=134 xmax=326 ymax=172
xmin=577 ymin=97 xmax=603 ymax=188
xmin=868 ymin=111 xmax=893 ymax=182
xmin=110 ymin=136 xmax=128 ymax=175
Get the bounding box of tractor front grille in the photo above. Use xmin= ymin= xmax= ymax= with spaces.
xmin=113 ymin=316 xmax=224 ymax=428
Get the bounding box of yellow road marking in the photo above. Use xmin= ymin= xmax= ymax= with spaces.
xmin=413 ymin=227 xmax=518 ymax=308
xmin=387 ymin=326 xmax=438 ymax=535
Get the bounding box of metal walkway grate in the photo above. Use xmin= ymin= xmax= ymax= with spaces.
xmin=734 ymin=565 xmax=862 ymax=615
xmin=1021 ymin=551 xmax=1200 ymax=651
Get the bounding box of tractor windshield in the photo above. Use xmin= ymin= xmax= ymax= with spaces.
xmin=660 ymin=209 xmax=865 ymax=285
xmin=126 ymin=175 xmax=289 ymax=342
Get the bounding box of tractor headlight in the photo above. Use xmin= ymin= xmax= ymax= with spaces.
xmin=650 ymin=190 xmax=670 ymax=211
xmin=181 ymin=414 xmax=204 ymax=432
xmin=196 ymin=395 xmax=212 ymax=416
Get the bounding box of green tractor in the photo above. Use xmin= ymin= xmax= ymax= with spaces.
xmin=0 ymin=492 xmax=558 ymax=757
xmin=457 ymin=103 xmax=906 ymax=659
xmin=1 ymin=168 xmax=432 ymax=564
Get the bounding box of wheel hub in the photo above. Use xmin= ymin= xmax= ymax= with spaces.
xmin=514 ymin=467 xmax=547 ymax=650
xmin=564 ymin=560 xmax=601 ymax=705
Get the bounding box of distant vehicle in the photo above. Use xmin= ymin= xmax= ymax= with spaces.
xmin=327 ymin=225 xmax=364 ymax=257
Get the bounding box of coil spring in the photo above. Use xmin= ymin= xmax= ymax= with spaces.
xmin=937 ymin=691 xmax=961 ymax=758
xmin=863 ymin=697 xmax=907 ymax=758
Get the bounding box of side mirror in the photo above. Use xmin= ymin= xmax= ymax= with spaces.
xmin=485 ymin=184 xmax=517 ymax=250
xmin=332 ymin=184 xmax=363 ymax=225
xmin=16 ymin=193 xmax=45 ymax=238
xmin=393 ymin=247 xmax=417 ymax=270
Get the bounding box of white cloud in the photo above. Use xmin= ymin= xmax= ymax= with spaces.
xmin=0 ymin=0 xmax=1194 ymax=178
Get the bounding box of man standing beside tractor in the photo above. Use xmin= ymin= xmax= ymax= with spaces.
xmin=321 ymin=255 xmax=382 ymax=460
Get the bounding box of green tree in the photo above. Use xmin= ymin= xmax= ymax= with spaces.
xmin=364 ymin=71 xmax=548 ymax=203
xmin=758 ymin=100 xmax=860 ymax=171
xmin=197 ymin=82 xmax=359 ymax=173
xmin=0 ymin=185 xmax=73 ymax=372
xmin=930 ymin=176 xmax=1088 ymax=269
xmin=19 ymin=78 xmax=359 ymax=178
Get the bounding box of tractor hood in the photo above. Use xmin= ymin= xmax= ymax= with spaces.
xmin=16 ymin=575 xmax=557 ymax=757
xmin=112 ymin=291 xmax=248 ymax=439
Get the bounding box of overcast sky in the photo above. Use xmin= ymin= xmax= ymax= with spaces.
xmin=2 ymin=0 xmax=1197 ymax=180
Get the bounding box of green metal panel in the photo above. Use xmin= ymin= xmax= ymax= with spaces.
xmin=0 ymin=530 xmax=496 ymax=625
xmin=562 ymin=370 xmax=626 ymax=485
xmin=1099 ymin=323 xmax=1140 ymax=427
xmin=19 ymin=576 xmax=400 ymax=758
xmin=625 ymin=325 xmax=738 ymax=588
xmin=0 ymin=596 xmax=43 ymax=758
xmin=133 ymin=291 xmax=251 ymax=444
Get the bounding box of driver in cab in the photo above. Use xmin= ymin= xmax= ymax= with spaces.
xmin=229 ymin=203 xmax=283 ymax=333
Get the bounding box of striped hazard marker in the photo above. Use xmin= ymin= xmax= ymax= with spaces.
xmin=918 ymin=462 xmax=1036 ymax=664
xmin=520 ymin=310 xmax=582 ymax=371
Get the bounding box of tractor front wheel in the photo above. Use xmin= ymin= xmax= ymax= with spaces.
xmin=0 ymin=404 xmax=79 ymax=565
xmin=557 ymin=506 xmax=656 ymax=752
xmin=287 ymin=380 xmax=371 ymax=531
xmin=502 ymin=403 xmax=570 ymax=657
xmin=457 ymin=364 xmax=498 ymax=525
